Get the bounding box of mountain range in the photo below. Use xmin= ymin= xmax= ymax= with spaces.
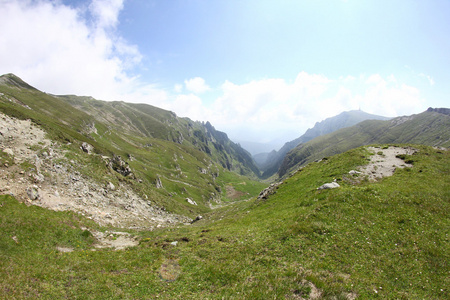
xmin=254 ymin=110 xmax=390 ymax=178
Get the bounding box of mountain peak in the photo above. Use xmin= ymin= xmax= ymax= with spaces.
xmin=0 ymin=73 xmax=38 ymax=91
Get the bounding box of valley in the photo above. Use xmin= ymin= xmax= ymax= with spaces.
xmin=0 ymin=74 xmax=449 ymax=299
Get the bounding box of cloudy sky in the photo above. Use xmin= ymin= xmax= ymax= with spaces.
xmin=1 ymin=0 xmax=449 ymax=149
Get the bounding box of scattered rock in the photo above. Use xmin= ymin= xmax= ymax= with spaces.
xmin=191 ymin=215 xmax=203 ymax=223
xmin=26 ymin=185 xmax=40 ymax=200
xmin=170 ymin=241 xmax=178 ymax=246
xmin=317 ymin=182 xmax=340 ymax=190
xmin=32 ymin=172 xmax=45 ymax=183
xmin=186 ymin=198 xmax=197 ymax=205
xmin=257 ymin=182 xmax=282 ymax=200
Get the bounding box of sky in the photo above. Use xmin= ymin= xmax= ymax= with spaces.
xmin=1 ymin=0 xmax=449 ymax=150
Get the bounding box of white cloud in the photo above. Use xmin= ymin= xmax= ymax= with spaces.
xmin=184 ymin=77 xmax=211 ymax=94
xmin=174 ymin=73 xmax=426 ymax=144
xmin=0 ymin=0 xmax=146 ymax=101
xmin=89 ymin=0 xmax=124 ymax=29
xmin=0 ymin=1 xmax=427 ymax=146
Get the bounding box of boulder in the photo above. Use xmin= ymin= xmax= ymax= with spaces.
xmin=349 ymin=170 xmax=361 ymax=175
xmin=108 ymin=155 xmax=132 ymax=177
xmin=186 ymin=198 xmax=197 ymax=205
xmin=81 ymin=142 xmax=93 ymax=154
xmin=317 ymin=182 xmax=340 ymax=190
xmin=3 ymin=148 xmax=14 ymax=156
xmin=26 ymin=185 xmax=40 ymax=200
xmin=191 ymin=215 xmax=203 ymax=223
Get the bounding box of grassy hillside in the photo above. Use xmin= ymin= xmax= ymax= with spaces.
xmin=279 ymin=109 xmax=450 ymax=177
xmin=1 ymin=144 xmax=448 ymax=299
xmin=0 ymin=74 xmax=263 ymax=217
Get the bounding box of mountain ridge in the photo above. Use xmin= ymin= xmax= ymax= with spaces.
xmin=256 ymin=110 xmax=390 ymax=178
xmin=278 ymin=108 xmax=450 ymax=177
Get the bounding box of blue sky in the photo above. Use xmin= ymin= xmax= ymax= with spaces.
xmin=1 ymin=0 xmax=449 ymax=149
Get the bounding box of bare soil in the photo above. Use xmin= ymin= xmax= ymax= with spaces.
xmin=360 ymin=146 xmax=416 ymax=180
xmin=0 ymin=112 xmax=190 ymax=235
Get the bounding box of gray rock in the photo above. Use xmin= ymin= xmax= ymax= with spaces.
xmin=81 ymin=142 xmax=93 ymax=154
xmin=108 ymin=155 xmax=132 ymax=177
xmin=106 ymin=182 xmax=116 ymax=191
xmin=26 ymin=185 xmax=40 ymax=200
xmin=3 ymin=148 xmax=14 ymax=156
xmin=349 ymin=170 xmax=361 ymax=175
xmin=155 ymin=176 xmax=163 ymax=189
xmin=32 ymin=173 xmax=45 ymax=183
xmin=191 ymin=215 xmax=203 ymax=223
xmin=186 ymin=198 xmax=197 ymax=205
xmin=317 ymin=182 xmax=340 ymax=190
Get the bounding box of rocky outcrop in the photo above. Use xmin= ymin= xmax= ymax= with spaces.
xmin=257 ymin=182 xmax=282 ymax=200
xmin=108 ymin=155 xmax=132 ymax=177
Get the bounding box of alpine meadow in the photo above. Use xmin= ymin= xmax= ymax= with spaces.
xmin=0 ymin=73 xmax=449 ymax=299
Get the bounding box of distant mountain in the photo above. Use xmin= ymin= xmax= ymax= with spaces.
xmin=278 ymin=108 xmax=450 ymax=177
xmin=257 ymin=110 xmax=390 ymax=178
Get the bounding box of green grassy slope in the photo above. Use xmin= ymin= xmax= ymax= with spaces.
xmin=56 ymin=94 xmax=260 ymax=177
xmin=279 ymin=109 xmax=450 ymax=177
xmin=0 ymin=74 xmax=264 ymax=216
xmin=1 ymin=145 xmax=448 ymax=299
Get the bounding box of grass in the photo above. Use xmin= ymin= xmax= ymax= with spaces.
xmin=1 ymin=144 xmax=448 ymax=299
xmin=0 ymin=78 xmax=264 ymax=217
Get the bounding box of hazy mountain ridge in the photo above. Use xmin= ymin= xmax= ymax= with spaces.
xmin=278 ymin=108 xmax=450 ymax=177
xmin=256 ymin=110 xmax=390 ymax=178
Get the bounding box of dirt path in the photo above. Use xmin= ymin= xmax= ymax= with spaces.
xmin=360 ymin=146 xmax=416 ymax=180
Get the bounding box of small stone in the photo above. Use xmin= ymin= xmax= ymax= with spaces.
xmin=106 ymin=182 xmax=116 ymax=191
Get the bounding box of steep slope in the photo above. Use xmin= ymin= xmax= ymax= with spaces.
xmin=0 ymin=73 xmax=264 ymax=222
xmin=257 ymin=110 xmax=389 ymax=178
xmin=279 ymin=108 xmax=450 ymax=177
xmin=56 ymin=94 xmax=260 ymax=177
